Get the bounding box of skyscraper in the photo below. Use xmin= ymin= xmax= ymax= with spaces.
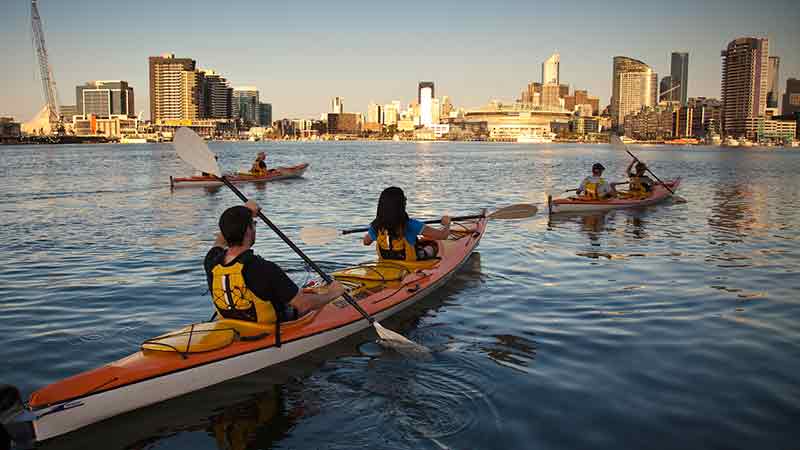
xmin=75 ymin=80 xmax=133 ymax=118
xmin=201 ymin=70 xmax=233 ymax=119
xmin=542 ymin=53 xmax=560 ymax=85
xmin=418 ymin=81 xmax=435 ymax=127
xmin=233 ymin=87 xmax=259 ymax=125
xmin=767 ymin=56 xmax=781 ymax=109
xmin=331 ymin=97 xmax=344 ymax=114
xmin=659 ymin=76 xmax=673 ymax=103
xmin=670 ymin=52 xmax=689 ymax=106
xmin=149 ymin=53 xmax=198 ymax=122
xmin=611 ymin=56 xmax=658 ymax=129
xmin=720 ymin=37 xmax=769 ymax=137
xmin=782 ymin=78 xmax=800 ymax=115
xmin=258 ymin=102 xmax=272 ymax=126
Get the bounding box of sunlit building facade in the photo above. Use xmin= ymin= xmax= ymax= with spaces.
xmin=720 ymin=37 xmax=769 ymax=138
xmin=611 ymin=56 xmax=658 ymax=130
xmin=418 ymin=82 xmax=435 ymax=127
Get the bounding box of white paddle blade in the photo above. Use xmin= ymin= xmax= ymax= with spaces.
xmin=174 ymin=127 xmax=221 ymax=176
xmin=374 ymin=322 xmax=430 ymax=355
xmin=299 ymin=226 xmax=340 ymax=246
xmin=610 ymin=134 xmax=625 ymax=151
xmin=488 ymin=204 xmax=538 ymax=220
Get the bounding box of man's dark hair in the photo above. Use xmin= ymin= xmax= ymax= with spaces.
xmin=219 ymin=205 xmax=252 ymax=246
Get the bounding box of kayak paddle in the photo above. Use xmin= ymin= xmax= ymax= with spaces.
xmin=299 ymin=204 xmax=538 ymax=246
xmin=173 ymin=127 xmax=428 ymax=353
xmin=610 ymin=134 xmax=687 ymax=203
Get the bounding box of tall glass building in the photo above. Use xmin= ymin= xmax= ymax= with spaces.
xmin=670 ymin=52 xmax=689 ymax=106
xmin=611 ymin=56 xmax=658 ymax=130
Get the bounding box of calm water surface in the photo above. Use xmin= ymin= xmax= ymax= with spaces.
xmin=0 ymin=142 xmax=798 ymax=449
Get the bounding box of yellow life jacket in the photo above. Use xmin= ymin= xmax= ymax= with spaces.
xmin=376 ymin=228 xmax=417 ymax=262
xmin=582 ymin=178 xmax=605 ymax=199
xmin=629 ymin=176 xmax=647 ymax=194
xmin=251 ymin=160 xmax=267 ymax=176
xmin=210 ymin=262 xmax=278 ymax=325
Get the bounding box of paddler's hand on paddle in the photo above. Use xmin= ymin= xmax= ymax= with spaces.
xmin=441 ymin=215 xmax=451 ymax=227
xmin=244 ymin=200 xmax=261 ymax=217
xmin=291 ymin=280 xmax=346 ymax=316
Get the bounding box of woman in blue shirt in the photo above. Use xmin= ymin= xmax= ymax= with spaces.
xmin=363 ymin=187 xmax=451 ymax=261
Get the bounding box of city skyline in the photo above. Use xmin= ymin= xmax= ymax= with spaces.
xmin=1 ymin=0 xmax=798 ymax=121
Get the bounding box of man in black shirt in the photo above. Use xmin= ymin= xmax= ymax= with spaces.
xmin=204 ymin=200 xmax=344 ymax=323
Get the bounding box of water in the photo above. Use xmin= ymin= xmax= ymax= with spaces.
xmin=1 ymin=141 xmax=799 ymax=449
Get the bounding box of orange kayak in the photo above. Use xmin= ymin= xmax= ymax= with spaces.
xmin=548 ymin=178 xmax=682 ymax=214
xmin=170 ymin=163 xmax=309 ymax=188
xmin=1 ymin=214 xmax=487 ymax=446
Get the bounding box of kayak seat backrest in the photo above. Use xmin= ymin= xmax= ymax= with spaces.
xmin=141 ymin=322 xmax=238 ymax=354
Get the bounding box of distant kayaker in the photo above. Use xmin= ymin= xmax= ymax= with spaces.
xmin=619 ymin=159 xmax=655 ymax=195
xmin=362 ymin=186 xmax=451 ymax=261
xmin=576 ymin=163 xmax=615 ymax=199
xmin=250 ymin=152 xmax=268 ymax=176
xmin=205 ymin=200 xmax=345 ymax=325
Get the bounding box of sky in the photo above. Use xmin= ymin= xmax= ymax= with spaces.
xmin=1 ymin=0 xmax=798 ymax=121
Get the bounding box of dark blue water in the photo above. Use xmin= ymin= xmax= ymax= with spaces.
xmin=1 ymin=142 xmax=798 ymax=449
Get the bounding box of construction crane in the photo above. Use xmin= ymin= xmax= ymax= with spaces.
xmin=30 ymin=0 xmax=61 ymax=130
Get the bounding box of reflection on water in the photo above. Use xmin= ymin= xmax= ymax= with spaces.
xmin=3 ymin=143 xmax=800 ymax=450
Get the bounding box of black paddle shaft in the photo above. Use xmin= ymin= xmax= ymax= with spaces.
xmin=625 ymin=150 xmax=675 ymax=195
xmin=341 ymin=213 xmax=485 ymax=235
xmin=218 ymin=176 xmax=374 ymax=323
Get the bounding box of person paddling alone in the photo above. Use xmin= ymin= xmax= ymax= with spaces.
xmin=205 ymin=200 xmax=345 ymax=326
xmin=363 ymin=186 xmax=451 ymax=261
xmin=250 ymin=152 xmax=268 ymax=176
xmin=576 ymin=163 xmax=615 ymax=199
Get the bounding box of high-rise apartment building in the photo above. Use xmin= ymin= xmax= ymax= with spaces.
xmin=659 ymin=76 xmax=674 ymax=103
xmin=418 ymin=81 xmax=435 ymax=127
xmin=367 ymin=102 xmax=383 ymax=124
xmin=611 ymin=56 xmax=658 ymax=129
xmin=258 ymin=103 xmax=272 ymax=127
xmin=233 ymin=87 xmax=259 ymax=125
xmin=720 ymin=37 xmax=769 ymax=138
xmin=383 ymin=102 xmax=399 ymax=126
xmin=331 ymin=97 xmax=344 ymax=114
xmin=541 ymin=84 xmax=562 ymax=110
xmin=671 ymin=52 xmax=689 ymax=106
xmin=149 ymin=54 xmax=198 ymax=122
xmin=767 ymin=56 xmax=781 ymax=109
xmin=201 ymin=70 xmax=233 ymax=119
xmin=783 ymin=78 xmax=800 ymax=115
xmin=76 ymin=80 xmax=134 ymax=118
xmin=542 ymin=53 xmax=560 ymax=85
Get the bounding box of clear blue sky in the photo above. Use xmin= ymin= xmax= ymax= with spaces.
xmin=1 ymin=0 xmax=797 ymax=121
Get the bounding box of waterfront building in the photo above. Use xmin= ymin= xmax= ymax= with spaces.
xmin=564 ymin=89 xmax=600 ymax=115
xmin=59 ymin=105 xmax=78 ymax=122
xmin=721 ymin=37 xmax=769 ymax=139
xmin=331 ymin=96 xmax=344 ymax=114
xmin=623 ymin=105 xmax=675 ymax=140
xmin=440 ymin=96 xmax=453 ymax=118
xmin=687 ymin=97 xmax=722 ymax=137
xmin=671 ymin=52 xmax=689 ymax=106
xmin=149 ymin=53 xmax=198 ymax=123
xmin=782 ymin=78 xmax=800 ymax=115
xmin=418 ymin=82 xmax=435 ymax=127
xmin=767 ymin=56 xmax=780 ymax=110
xmin=744 ymin=117 xmax=796 ymax=142
xmin=570 ymin=116 xmax=601 ymax=135
xmin=541 ymin=83 xmax=562 ymax=110
xmin=431 ymin=98 xmax=441 ymax=124
xmin=611 ymin=56 xmax=658 ymax=129
xmin=367 ymin=102 xmax=382 ymax=125
xmin=0 ymin=117 xmax=22 ymax=141
xmin=201 ymin=70 xmax=233 ymax=119
xmin=542 ymin=53 xmax=560 ymax=85
xmin=258 ymin=103 xmax=272 ymax=127
xmin=519 ymin=82 xmax=542 ymax=106
xmin=383 ymin=102 xmax=399 ymax=126
xmin=327 ymin=112 xmax=360 ymax=134
xmin=233 ymin=87 xmax=259 ymax=125
xmin=76 ymin=80 xmax=134 ymax=118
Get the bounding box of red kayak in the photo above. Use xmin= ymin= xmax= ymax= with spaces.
xmin=170 ymin=163 xmax=309 ymax=188
xmin=548 ymin=178 xmax=682 ymax=214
